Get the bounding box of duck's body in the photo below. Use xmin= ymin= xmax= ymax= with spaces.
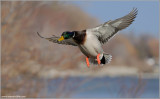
xmin=77 ymin=30 xmax=103 ymax=58
xmin=37 ymin=8 xmax=138 ymax=67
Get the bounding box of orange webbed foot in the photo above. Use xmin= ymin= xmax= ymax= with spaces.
xmin=86 ymin=57 xmax=90 ymax=68
xmin=97 ymin=53 xmax=101 ymax=65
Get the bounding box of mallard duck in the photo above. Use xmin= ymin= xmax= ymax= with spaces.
xmin=37 ymin=8 xmax=138 ymax=67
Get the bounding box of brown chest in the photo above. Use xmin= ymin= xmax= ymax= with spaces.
xmin=73 ymin=30 xmax=87 ymax=45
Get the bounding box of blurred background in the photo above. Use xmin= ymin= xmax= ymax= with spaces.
xmin=1 ymin=1 xmax=159 ymax=98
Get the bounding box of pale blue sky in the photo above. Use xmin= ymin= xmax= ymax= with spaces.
xmin=70 ymin=1 xmax=159 ymax=37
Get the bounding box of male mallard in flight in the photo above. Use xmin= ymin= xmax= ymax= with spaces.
xmin=37 ymin=8 xmax=138 ymax=68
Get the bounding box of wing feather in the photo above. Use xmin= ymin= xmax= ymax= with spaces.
xmin=90 ymin=8 xmax=138 ymax=44
xmin=110 ymin=8 xmax=138 ymax=30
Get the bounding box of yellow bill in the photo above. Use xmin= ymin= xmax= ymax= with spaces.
xmin=58 ymin=36 xmax=64 ymax=41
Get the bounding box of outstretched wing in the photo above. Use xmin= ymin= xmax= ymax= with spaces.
xmin=37 ymin=32 xmax=78 ymax=46
xmin=90 ymin=8 xmax=138 ymax=44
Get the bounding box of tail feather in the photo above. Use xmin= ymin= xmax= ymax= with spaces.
xmin=89 ymin=53 xmax=112 ymax=65
xmin=103 ymin=53 xmax=112 ymax=64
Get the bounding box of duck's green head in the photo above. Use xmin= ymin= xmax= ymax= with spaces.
xmin=58 ymin=31 xmax=74 ymax=41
